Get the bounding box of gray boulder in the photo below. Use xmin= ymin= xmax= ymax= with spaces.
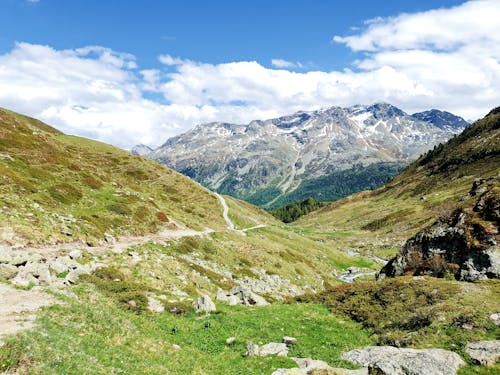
xmin=489 ymin=313 xmax=500 ymax=326
xmin=69 ymin=249 xmax=83 ymax=260
xmin=217 ymin=286 xmax=269 ymax=306
xmin=342 ymin=346 xmax=464 ymax=375
xmin=192 ymin=295 xmax=216 ymax=313
xmin=272 ymin=357 xmax=368 ymax=375
xmin=246 ymin=342 xmax=288 ymax=357
xmin=259 ymin=342 xmax=289 ymax=357
xmin=465 ymin=340 xmax=500 ymax=366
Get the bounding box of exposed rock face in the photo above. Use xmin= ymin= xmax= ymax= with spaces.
xmin=192 ymin=295 xmax=216 ymax=313
xmin=341 ymin=346 xmax=465 ymax=375
xmin=465 ymin=340 xmax=500 ymax=366
xmin=379 ymin=178 xmax=499 ymax=281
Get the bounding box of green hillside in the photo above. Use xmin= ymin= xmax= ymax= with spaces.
xmin=0 ymin=108 xmax=228 ymax=245
xmin=295 ymin=107 xmax=500 ymax=258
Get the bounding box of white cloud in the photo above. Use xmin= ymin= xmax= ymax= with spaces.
xmin=0 ymin=1 xmax=498 ymax=149
xmin=271 ymin=59 xmax=303 ymax=69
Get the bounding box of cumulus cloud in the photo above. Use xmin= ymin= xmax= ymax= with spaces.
xmin=0 ymin=1 xmax=498 ymax=148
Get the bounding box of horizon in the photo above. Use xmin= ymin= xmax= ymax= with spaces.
xmin=1 ymin=0 xmax=499 ymax=148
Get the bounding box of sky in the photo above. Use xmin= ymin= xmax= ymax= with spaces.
xmin=0 ymin=0 xmax=499 ymax=148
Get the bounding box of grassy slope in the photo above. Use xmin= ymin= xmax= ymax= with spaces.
xmin=0 ymin=108 xmax=227 ymax=244
xmin=295 ymin=109 xmax=500 ymax=258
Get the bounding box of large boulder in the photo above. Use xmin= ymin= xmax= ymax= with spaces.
xmin=341 ymin=346 xmax=464 ymax=375
xmin=272 ymin=357 xmax=368 ymax=375
xmin=379 ymin=179 xmax=499 ymax=281
xmin=465 ymin=340 xmax=500 ymax=366
xmin=0 ymin=263 xmax=18 ymax=280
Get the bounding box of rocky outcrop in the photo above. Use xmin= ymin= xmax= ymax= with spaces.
xmin=0 ymin=245 xmax=96 ymax=287
xmin=379 ymin=178 xmax=499 ymax=281
xmin=465 ymin=340 xmax=500 ymax=366
xmin=341 ymin=346 xmax=465 ymax=375
xmin=216 ymin=286 xmax=269 ymax=306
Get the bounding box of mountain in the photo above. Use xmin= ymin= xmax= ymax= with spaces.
xmin=147 ymin=103 xmax=467 ymax=208
xmin=130 ymin=144 xmax=153 ymax=156
xmin=412 ymin=109 xmax=469 ymax=131
xmin=296 ymin=106 xmax=500 ymax=259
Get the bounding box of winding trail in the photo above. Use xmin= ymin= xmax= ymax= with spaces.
xmin=215 ymin=193 xmax=235 ymax=230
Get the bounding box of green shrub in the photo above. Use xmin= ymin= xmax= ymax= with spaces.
xmin=107 ymin=203 xmax=132 ymax=215
xmin=48 ymin=183 xmax=82 ymax=204
xmin=93 ymin=267 xmax=125 ymax=281
xmin=116 ymin=291 xmax=148 ymax=314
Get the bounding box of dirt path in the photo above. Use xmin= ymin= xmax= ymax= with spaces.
xmin=0 ymin=284 xmax=54 ymax=346
xmin=0 ymin=194 xmax=262 ymax=345
xmin=215 ymin=193 xmax=235 ymax=230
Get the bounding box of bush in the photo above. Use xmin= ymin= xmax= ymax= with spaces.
xmin=296 ymin=277 xmax=459 ymax=341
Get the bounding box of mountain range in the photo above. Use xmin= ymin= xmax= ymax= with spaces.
xmin=144 ymin=103 xmax=468 ymax=208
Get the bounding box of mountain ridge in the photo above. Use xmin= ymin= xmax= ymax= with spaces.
xmin=144 ymin=103 xmax=468 ymax=208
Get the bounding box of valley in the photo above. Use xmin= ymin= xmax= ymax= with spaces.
xmin=0 ymin=107 xmax=498 ymax=374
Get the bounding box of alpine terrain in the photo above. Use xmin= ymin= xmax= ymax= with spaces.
xmin=146 ymin=103 xmax=468 ymax=208
xmin=0 ymin=107 xmax=498 ymax=375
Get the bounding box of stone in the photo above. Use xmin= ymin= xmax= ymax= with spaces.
xmin=283 ymin=336 xmax=297 ymax=345
xmin=465 ymin=340 xmax=500 ymax=366
xmin=69 ymin=249 xmax=83 ymax=260
xmin=245 ymin=343 xmax=260 ymax=357
xmin=342 ymin=346 xmax=465 ymax=375
xmin=147 ymin=295 xmax=165 ymax=313
xmin=192 ymin=295 xmax=216 ymax=313
xmin=216 ymin=286 xmax=269 ymax=306
xmin=226 ymin=337 xmax=236 ymax=344
xmin=489 ymin=313 xmax=500 ymax=326
xmin=0 ymin=263 xmax=18 ymax=280
xmin=104 ymin=233 xmax=116 ymax=245
xmin=11 ymin=272 xmax=38 ymax=288
xmin=48 ymin=260 xmax=68 ymax=275
xmin=172 ymin=344 xmax=181 ymax=350
xmin=65 ymin=267 xmax=89 ymax=284
xmin=127 ymin=300 xmax=137 ymax=308
xmin=259 ymin=342 xmax=289 ymax=357
xmin=272 ymin=357 xmax=368 ymax=375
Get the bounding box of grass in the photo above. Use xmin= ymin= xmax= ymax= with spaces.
xmin=0 ymin=108 xmax=229 ymax=244
xmin=0 ymin=285 xmax=373 ymax=374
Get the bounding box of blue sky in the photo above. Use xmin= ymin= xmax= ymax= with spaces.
xmin=0 ymin=0 xmax=498 ymax=148
xmin=1 ymin=0 xmax=465 ymax=71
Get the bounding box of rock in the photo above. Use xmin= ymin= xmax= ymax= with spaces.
xmin=192 ymin=295 xmax=216 ymax=313
xmin=48 ymin=260 xmax=68 ymax=275
xmin=283 ymin=336 xmax=297 ymax=345
xmin=259 ymin=342 xmax=289 ymax=357
xmin=11 ymin=272 xmax=38 ymax=288
xmin=0 ymin=263 xmax=18 ymax=280
xmin=65 ymin=267 xmax=89 ymax=284
xmin=127 ymin=300 xmax=137 ymax=308
xmin=379 ymin=187 xmax=500 ymax=281
xmin=216 ymin=286 xmax=269 ymax=306
xmin=272 ymin=357 xmax=368 ymax=375
xmin=104 ymin=233 xmax=116 ymax=245
xmin=172 ymin=344 xmax=181 ymax=350
xmin=147 ymin=295 xmax=165 ymax=313
xmin=246 ymin=343 xmax=260 ymax=357
xmin=465 ymin=340 xmax=500 ymax=366
xmin=489 ymin=313 xmax=500 ymax=326
xmin=226 ymin=337 xmax=235 ymax=344
xmin=342 ymin=346 xmax=465 ymax=375
xmin=69 ymin=249 xmax=83 ymax=260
